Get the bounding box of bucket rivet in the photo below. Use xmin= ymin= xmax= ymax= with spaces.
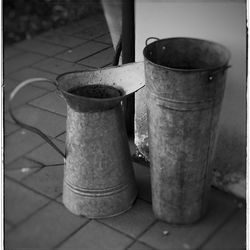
xmin=162 ymin=46 xmax=166 ymax=50
xmin=208 ymin=76 xmax=213 ymax=81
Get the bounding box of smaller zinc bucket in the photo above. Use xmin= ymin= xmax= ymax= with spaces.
xmin=144 ymin=37 xmax=230 ymax=224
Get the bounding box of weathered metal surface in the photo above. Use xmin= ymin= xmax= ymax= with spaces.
xmin=144 ymin=37 xmax=230 ymax=224
xmin=56 ymin=62 xmax=144 ymax=102
xmin=9 ymin=63 xmax=145 ymax=218
xmin=63 ymin=103 xmax=137 ymax=218
xmin=57 ymin=65 xmax=144 ymax=218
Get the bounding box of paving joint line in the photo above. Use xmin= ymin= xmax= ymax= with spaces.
xmin=126 ymin=240 xmax=158 ymax=250
xmin=4 ymin=134 xmax=58 ymax=166
xmin=5 ymin=87 xmax=52 ymax=111
xmin=75 ymin=45 xmax=113 ymax=63
xmin=4 ymin=139 xmax=46 ymax=166
xmin=27 ymin=101 xmax=67 ymax=118
xmin=55 ymin=131 xmax=66 ymax=142
xmin=51 ymin=45 xmax=112 ymax=65
xmin=35 ymin=35 xmax=89 ymax=49
xmin=4 ymin=28 xmax=109 ymax=76
xmin=31 ymin=57 xmax=92 ymax=74
xmin=5 ymin=72 xmax=56 ymax=84
xmin=5 ymin=175 xmax=59 ymax=202
xmin=196 ymin=207 xmax=240 ymax=250
xmin=92 ymin=40 xmax=112 ymax=46
xmin=96 ymin=219 xmax=136 ymax=240
xmin=90 ymin=32 xmax=111 ymax=41
xmin=4 ymin=53 xmax=26 ymax=62
xmin=125 ymin=220 xmax=158 ymax=250
xmin=13 ymin=45 xmax=70 ymax=58
xmin=52 ymin=219 xmax=91 ymax=249
xmin=71 ymin=31 xmax=109 ymax=41
xmin=4 ymin=53 xmax=51 ymax=76
xmin=48 ymin=36 xmax=104 ymax=54
xmin=4 ymin=192 xmax=53 ymax=232
xmin=3 ymin=125 xmax=20 ymax=138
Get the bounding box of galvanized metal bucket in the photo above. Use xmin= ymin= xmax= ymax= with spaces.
xmin=144 ymin=37 xmax=230 ymax=224
xmin=9 ymin=63 xmax=144 ymax=218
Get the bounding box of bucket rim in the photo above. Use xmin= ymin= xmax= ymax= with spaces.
xmin=143 ymin=37 xmax=231 ymax=73
xmin=56 ymin=69 xmax=127 ymax=103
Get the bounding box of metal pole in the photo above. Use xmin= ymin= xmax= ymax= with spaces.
xmin=122 ymin=0 xmax=135 ymax=138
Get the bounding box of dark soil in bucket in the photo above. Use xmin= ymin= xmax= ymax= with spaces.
xmin=68 ymin=85 xmax=124 ymax=99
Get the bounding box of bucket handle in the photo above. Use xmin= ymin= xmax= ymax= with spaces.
xmin=145 ymin=37 xmax=160 ymax=46
xmin=8 ymin=78 xmax=66 ymax=159
xmin=207 ymin=65 xmax=231 ymax=81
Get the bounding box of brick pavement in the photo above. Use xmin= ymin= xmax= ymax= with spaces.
xmin=3 ymin=13 xmax=246 ymax=250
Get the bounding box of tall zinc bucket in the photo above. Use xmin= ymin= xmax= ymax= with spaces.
xmin=9 ymin=63 xmax=144 ymax=218
xmin=144 ymin=37 xmax=230 ymax=224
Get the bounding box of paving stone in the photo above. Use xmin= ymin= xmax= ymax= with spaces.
xmin=79 ymin=47 xmax=115 ymax=68
xmin=37 ymin=32 xmax=87 ymax=48
xmin=202 ymin=205 xmax=246 ymax=250
xmin=56 ymin=41 xmax=109 ymax=62
xmin=23 ymin=164 xmax=64 ymax=199
xmin=4 ymin=52 xmax=45 ymax=75
xmin=4 ymin=178 xmax=49 ymax=224
xmin=6 ymin=104 xmax=66 ymax=138
xmin=5 ymin=157 xmax=42 ymax=181
xmin=4 ymin=121 xmax=19 ymax=136
xmin=59 ymin=220 xmax=133 ymax=250
xmin=33 ymin=57 xmax=90 ymax=75
xmin=99 ymin=199 xmax=156 ymax=238
xmin=5 ymin=201 xmax=88 ymax=250
xmin=73 ymin=22 xmax=109 ymax=40
xmin=4 ymin=47 xmax=25 ymax=60
xmin=127 ymin=241 xmax=155 ymax=250
xmin=26 ymin=139 xmax=65 ymax=165
xmin=4 ymin=85 xmax=48 ymax=111
xmin=94 ymin=34 xmax=113 ymax=45
xmin=29 ymin=91 xmax=67 ymax=117
xmin=9 ymin=67 xmax=57 ymax=90
xmin=15 ymin=39 xmax=67 ymax=56
xmin=4 ymin=129 xmax=44 ymax=165
xmin=133 ymin=162 xmax=152 ymax=203
xmin=139 ymin=189 xmax=238 ymax=250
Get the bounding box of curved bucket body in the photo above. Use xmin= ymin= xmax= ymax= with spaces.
xmin=63 ymin=104 xmax=136 ymax=218
xmin=56 ymin=65 xmax=144 ymax=218
xmin=144 ymin=37 xmax=230 ymax=224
